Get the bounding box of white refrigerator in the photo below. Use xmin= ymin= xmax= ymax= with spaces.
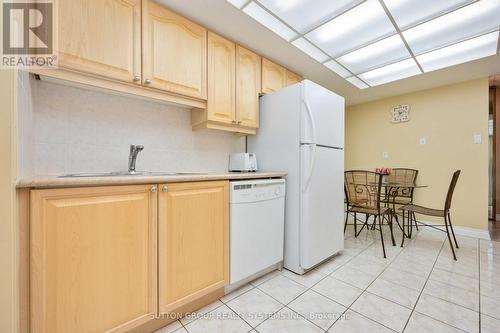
xmin=248 ymin=80 xmax=345 ymax=275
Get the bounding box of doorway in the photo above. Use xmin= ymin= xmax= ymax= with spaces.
xmin=490 ymin=74 xmax=500 ymax=240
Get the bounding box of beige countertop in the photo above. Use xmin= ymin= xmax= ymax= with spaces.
xmin=16 ymin=171 xmax=287 ymax=189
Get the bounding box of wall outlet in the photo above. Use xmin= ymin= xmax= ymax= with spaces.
xmin=419 ymin=137 xmax=427 ymax=145
xmin=473 ymin=134 xmax=482 ymax=144
xmin=382 ymin=152 xmax=389 ymax=160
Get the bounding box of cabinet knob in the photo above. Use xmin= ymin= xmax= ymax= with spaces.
xmin=144 ymin=79 xmax=152 ymax=84
xmin=151 ymin=186 xmax=157 ymax=193
xmin=162 ymin=185 xmax=168 ymax=193
xmin=237 ymin=121 xmax=242 ymax=124
xmin=231 ymin=120 xmax=237 ymax=124
xmin=133 ymin=76 xmax=140 ymax=82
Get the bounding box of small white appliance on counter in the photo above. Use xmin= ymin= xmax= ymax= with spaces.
xmin=229 ymin=153 xmax=258 ymax=172
xmin=248 ymin=80 xmax=345 ymax=275
xmin=228 ymin=179 xmax=285 ymax=291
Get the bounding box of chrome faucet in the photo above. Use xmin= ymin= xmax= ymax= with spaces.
xmin=128 ymin=144 xmax=144 ymax=174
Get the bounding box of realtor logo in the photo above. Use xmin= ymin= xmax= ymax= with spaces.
xmin=1 ymin=0 xmax=57 ymax=68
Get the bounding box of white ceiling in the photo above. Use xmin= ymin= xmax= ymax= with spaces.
xmin=158 ymin=0 xmax=500 ymax=105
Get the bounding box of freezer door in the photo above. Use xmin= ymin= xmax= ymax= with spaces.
xmin=300 ymin=145 xmax=344 ymax=269
xmin=301 ymin=80 xmax=345 ymax=148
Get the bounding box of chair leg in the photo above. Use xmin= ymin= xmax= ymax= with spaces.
xmin=355 ymin=215 xmax=369 ymax=237
xmin=408 ymin=212 xmax=413 ymax=239
xmin=413 ymin=212 xmax=419 ymax=231
xmin=444 ymin=215 xmax=457 ymax=261
xmin=400 ymin=210 xmax=406 ymax=247
xmin=354 ymin=212 xmax=357 ymax=237
xmin=344 ymin=209 xmax=349 ymax=233
xmin=378 ymin=214 xmax=387 ymax=258
xmin=388 ymin=214 xmax=396 ymax=246
xmin=448 ymin=212 xmax=459 ymax=249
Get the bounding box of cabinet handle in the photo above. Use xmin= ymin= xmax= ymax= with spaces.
xmin=144 ymin=79 xmax=152 ymax=84
xmin=162 ymin=185 xmax=168 ymax=193
xmin=133 ymin=76 xmax=140 ymax=82
xmin=231 ymin=120 xmax=237 ymax=124
xmin=237 ymin=121 xmax=242 ymax=124
xmin=151 ymin=186 xmax=157 ymax=193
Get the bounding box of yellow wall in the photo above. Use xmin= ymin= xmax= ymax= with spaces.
xmin=346 ymin=78 xmax=489 ymax=230
xmin=0 ymin=69 xmax=18 ymax=333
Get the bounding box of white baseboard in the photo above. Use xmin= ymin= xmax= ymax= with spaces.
xmin=416 ymin=220 xmax=491 ymax=240
xmin=345 ymin=213 xmax=491 ymax=240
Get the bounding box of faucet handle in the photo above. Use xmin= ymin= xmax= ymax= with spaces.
xmin=130 ymin=144 xmax=144 ymax=152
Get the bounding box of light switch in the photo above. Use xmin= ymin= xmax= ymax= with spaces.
xmin=473 ymin=134 xmax=482 ymax=144
xmin=382 ymin=152 xmax=389 ymax=160
xmin=419 ymin=137 xmax=427 ymax=145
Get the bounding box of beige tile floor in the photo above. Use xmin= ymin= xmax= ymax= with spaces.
xmin=155 ymin=225 xmax=500 ymax=333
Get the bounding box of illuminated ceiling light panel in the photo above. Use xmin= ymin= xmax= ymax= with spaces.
xmin=227 ymin=0 xmax=248 ymax=9
xmin=323 ymin=60 xmax=351 ymax=78
xmin=306 ymin=0 xmax=395 ymax=58
xmin=258 ymin=0 xmax=363 ymax=33
xmin=417 ymin=31 xmax=499 ymax=72
xmin=291 ymin=38 xmax=330 ymax=62
xmin=227 ymin=0 xmax=500 ymax=89
xmin=346 ymin=76 xmax=369 ymax=89
xmin=337 ymin=34 xmax=410 ymax=74
xmin=359 ymin=58 xmax=421 ymax=86
xmin=403 ymin=0 xmax=500 ymax=54
xmin=243 ymin=2 xmax=298 ymax=41
xmin=383 ymin=0 xmax=473 ymax=29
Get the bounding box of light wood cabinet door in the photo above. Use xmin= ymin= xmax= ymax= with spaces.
xmin=262 ymin=58 xmax=286 ymax=94
xmin=58 ymin=0 xmax=142 ymax=84
xmin=30 ymin=186 xmax=158 ymax=333
xmin=236 ymin=46 xmax=261 ymax=129
xmin=207 ymin=32 xmax=236 ymax=124
xmin=143 ymin=0 xmax=207 ymax=99
xmin=286 ymin=70 xmax=302 ymax=86
xmin=158 ymin=181 xmax=229 ymax=313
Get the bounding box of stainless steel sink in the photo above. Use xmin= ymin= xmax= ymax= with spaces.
xmin=59 ymin=171 xmax=208 ymax=178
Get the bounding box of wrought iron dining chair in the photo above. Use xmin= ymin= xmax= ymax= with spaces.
xmin=400 ymin=170 xmax=461 ymax=260
xmin=344 ymin=170 xmax=396 ymax=258
xmin=383 ymin=168 xmax=419 ymax=232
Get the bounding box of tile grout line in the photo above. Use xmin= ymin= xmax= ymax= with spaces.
xmin=245 ymin=234 xmax=378 ymax=332
xmin=400 ymin=236 xmax=446 ymax=332
xmin=324 ymin=228 xmax=418 ymax=332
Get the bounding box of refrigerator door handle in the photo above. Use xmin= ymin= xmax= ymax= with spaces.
xmin=302 ymin=98 xmax=317 ymax=144
xmin=303 ymin=144 xmax=316 ymax=192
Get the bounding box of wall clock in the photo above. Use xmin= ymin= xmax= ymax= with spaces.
xmin=391 ymin=104 xmax=410 ymax=123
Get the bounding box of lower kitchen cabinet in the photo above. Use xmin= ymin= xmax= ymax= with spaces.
xmin=30 ymin=185 xmax=158 ymax=333
xmin=158 ymin=181 xmax=229 ymax=313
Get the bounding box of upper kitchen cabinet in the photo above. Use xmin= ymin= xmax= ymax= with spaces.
xmin=30 ymin=185 xmax=158 ymax=333
xmin=261 ymin=58 xmax=286 ymax=94
xmin=206 ymin=32 xmax=236 ymax=124
xmin=58 ymin=0 xmax=142 ymax=84
xmin=236 ymin=46 xmax=261 ymax=129
xmin=286 ymin=70 xmax=303 ymax=86
xmin=142 ymin=0 xmax=207 ymax=99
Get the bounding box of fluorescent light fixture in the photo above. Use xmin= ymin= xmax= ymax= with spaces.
xmin=337 ymin=34 xmax=410 ymax=74
xmin=292 ymin=38 xmax=329 ymax=62
xmin=323 ymin=60 xmax=351 ymax=78
xmin=383 ymin=0 xmax=472 ymax=29
xmin=258 ymin=0 xmax=363 ymax=33
xmin=306 ymin=0 xmax=395 ymax=58
xmin=227 ymin=0 xmax=248 ymax=9
xmin=403 ymin=0 xmax=500 ymax=54
xmin=359 ymin=58 xmax=421 ymax=86
xmin=243 ymin=2 xmax=298 ymax=41
xmin=346 ymin=76 xmax=369 ymax=89
xmin=417 ymin=31 xmax=499 ymax=72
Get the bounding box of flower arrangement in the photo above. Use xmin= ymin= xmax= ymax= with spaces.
xmin=376 ymin=167 xmax=392 ymax=175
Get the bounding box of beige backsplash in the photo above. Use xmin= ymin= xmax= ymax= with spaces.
xmin=17 ymin=73 xmax=245 ymax=177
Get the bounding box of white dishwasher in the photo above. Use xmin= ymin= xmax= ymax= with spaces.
xmin=229 ymin=179 xmax=286 ymax=290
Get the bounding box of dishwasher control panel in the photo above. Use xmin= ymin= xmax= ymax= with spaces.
xmin=230 ymin=179 xmax=286 ymax=203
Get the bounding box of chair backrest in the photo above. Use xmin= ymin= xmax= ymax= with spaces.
xmin=387 ymin=168 xmax=418 ymax=199
xmin=444 ymin=170 xmax=461 ymax=212
xmin=344 ymin=170 xmax=383 ymax=210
